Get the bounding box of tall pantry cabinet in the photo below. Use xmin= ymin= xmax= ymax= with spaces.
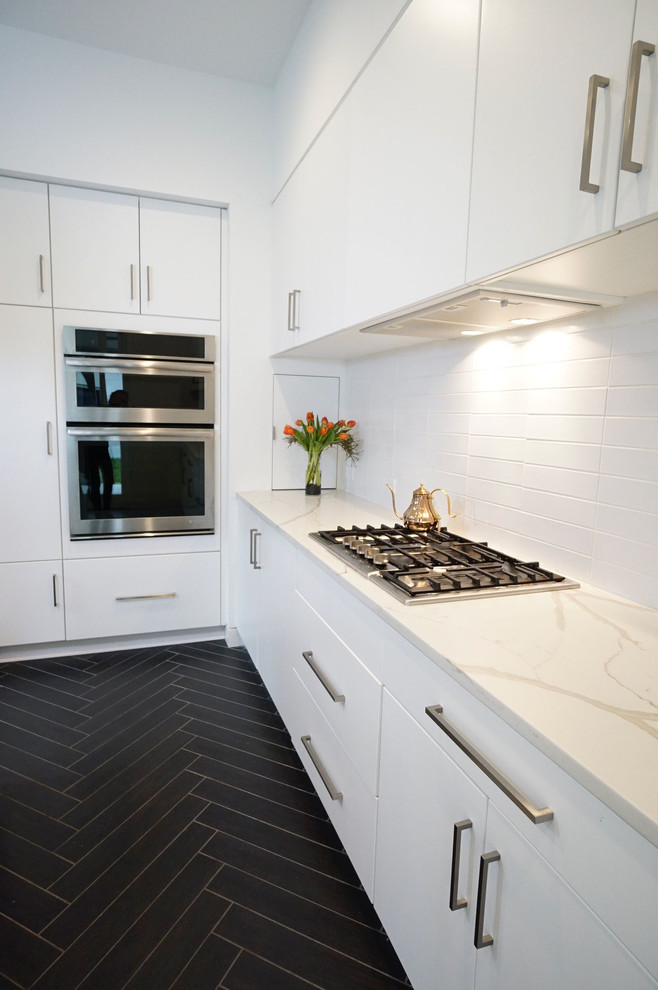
xmin=0 ymin=178 xmax=64 ymax=646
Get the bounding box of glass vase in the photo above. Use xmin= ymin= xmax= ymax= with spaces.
xmin=305 ymin=449 xmax=322 ymax=495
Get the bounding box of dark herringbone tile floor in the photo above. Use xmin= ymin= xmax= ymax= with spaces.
xmin=0 ymin=639 xmax=409 ymax=989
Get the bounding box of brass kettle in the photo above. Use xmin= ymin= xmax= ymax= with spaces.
xmin=386 ymin=482 xmax=455 ymax=532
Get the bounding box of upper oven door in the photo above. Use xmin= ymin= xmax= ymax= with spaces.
xmin=64 ymin=356 xmax=215 ymax=425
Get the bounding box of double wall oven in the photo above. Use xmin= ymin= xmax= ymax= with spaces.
xmin=64 ymin=326 xmax=216 ymax=539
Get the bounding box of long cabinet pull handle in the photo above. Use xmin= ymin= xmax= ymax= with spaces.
xmin=301 ymin=650 xmax=345 ymax=703
xmin=130 ymin=263 xmax=137 ymax=300
xmin=474 ymin=850 xmax=500 ymax=949
xmin=52 ymin=574 xmax=59 ymax=608
xmin=621 ymin=39 xmax=655 ymax=174
xmin=425 ymin=705 xmax=553 ymax=824
xmin=115 ymin=593 xmax=177 ymax=601
xmin=579 ymin=73 xmax=609 ymax=193
xmin=301 ymin=735 xmax=343 ymax=801
xmin=39 ymin=254 xmax=46 ymax=293
xmin=449 ymin=819 xmax=473 ymax=911
xmin=287 ymin=291 xmax=294 ymax=331
xmin=252 ymin=531 xmax=261 ymax=570
xmin=291 ymin=288 xmax=301 ymax=331
xmin=146 ymin=265 xmax=153 ymax=301
xmin=249 ymin=527 xmax=257 ymax=565
xmin=46 ymin=421 xmax=54 ymax=456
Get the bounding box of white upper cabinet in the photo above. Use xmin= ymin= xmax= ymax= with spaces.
xmin=50 ymin=186 xmax=221 ymax=319
xmin=616 ymin=0 xmax=658 ymax=227
xmin=0 ymin=305 xmax=62 ymax=564
xmin=139 ymin=198 xmax=221 ymax=320
xmin=50 ymin=185 xmax=140 ymax=314
xmin=466 ymin=0 xmax=637 ymax=283
xmin=344 ymin=0 xmax=480 ymax=326
xmin=0 ymin=176 xmax=51 ymax=306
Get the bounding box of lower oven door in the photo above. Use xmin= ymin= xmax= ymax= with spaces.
xmin=67 ymin=426 xmax=215 ymax=538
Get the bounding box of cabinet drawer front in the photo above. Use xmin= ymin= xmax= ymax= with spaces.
xmin=291 ymin=588 xmax=381 ymax=793
xmin=287 ymin=669 xmax=377 ymax=899
xmin=381 ymin=632 xmax=658 ymax=979
xmin=64 ymin=551 xmax=220 ymax=640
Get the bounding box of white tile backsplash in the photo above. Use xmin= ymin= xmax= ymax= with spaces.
xmin=344 ymin=291 xmax=658 ymax=610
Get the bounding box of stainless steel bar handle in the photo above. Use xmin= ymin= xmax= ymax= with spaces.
xmin=449 ymin=819 xmax=473 ymax=911
xmin=252 ymin=530 xmax=262 ymax=570
xmin=249 ymin=527 xmax=257 ymax=565
xmin=115 ymin=593 xmax=177 ymax=601
xmin=301 ymin=735 xmax=343 ymax=801
xmin=621 ymin=40 xmax=655 ymax=173
xmin=130 ymin=263 xmax=137 ymax=300
xmin=302 ymin=650 xmax=345 ymax=704
xmin=426 ymin=705 xmax=553 ymax=825
xmin=291 ymin=289 xmax=301 ymax=331
xmin=474 ymin=850 xmax=500 ymax=949
xmin=146 ymin=265 xmax=153 ymax=301
xmin=52 ymin=574 xmax=59 ymax=608
xmin=39 ymin=254 xmax=46 ymax=293
xmin=46 ymin=421 xmax=54 ymax=456
xmin=579 ymin=74 xmax=610 ymax=193
xmin=287 ymin=291 xmax=294 ymax=332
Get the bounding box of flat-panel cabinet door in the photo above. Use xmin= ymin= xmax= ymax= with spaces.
xmin=467 ymin=0 xmax=636 ymax=282
xmin=139 ymin=199 xmax=221 ymax=320
xmin=0 ymin=305 xmax=62 ymax=563
xmin=0 ymin=177 xmax=51 ymax=306
xmin=235 ymin=502 xmax=262 ymax=663
xmin=474 ymin=802 xmax=657 ymax=990
xmin=345 ymin=0 xmax=480 ymax=325
xmin=50 ymin=185 xmax=140 ymax=313
xmin=615 ymin=0 xmax=658 ymax=228
xmin=374 ymin=691 xmax=487 ymax=990
xmin=0 ymin=562 xmax=65 ymax=647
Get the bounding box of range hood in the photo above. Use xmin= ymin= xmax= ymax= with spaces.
xmin=359 ymin=287 xmax=607 ymax=340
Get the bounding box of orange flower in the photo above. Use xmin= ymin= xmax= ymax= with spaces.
xmin=295 ymin=419 xmax=303 ymax=426
xmin=283 ymin=424 xmax=295 ymax=436
xmin=327 ymin=422 xmax=334 ymax=429
xmin=337 ymin=419 xmax=345 ymax=426
xmin=338 ymin=432 xmax=348 ymax=441
xmin=320 ymin=426 xmax=328 ymax=436
xmin=306 ymin=412 xmax=314 ymax=421
xmin=306 ymin=424 xmax=315 ymax=434
xmin=321 ymin=416 xmax=328 ymax=424
xmin=347 ymin=420 xmax=356 ymax=428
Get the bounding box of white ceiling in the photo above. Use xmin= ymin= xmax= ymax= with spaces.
xmin=0 ymin=0 xmax=312 ymax=86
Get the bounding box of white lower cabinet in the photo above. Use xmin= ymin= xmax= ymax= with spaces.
xmin=63 ymin=551 xmax=220 ymax=640
xmin=0 ymin=561 xmax=65 ymax=647
xmin=375 ymin=690 xmax=657 ymax=990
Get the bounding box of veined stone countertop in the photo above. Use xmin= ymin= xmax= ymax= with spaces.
xmin=238 ymin=489 xmax=658 ymax=848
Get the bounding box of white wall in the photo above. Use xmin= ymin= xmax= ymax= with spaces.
xmin=0 ymin=24 xmax=274 ymax=498
xmin=344 ymin=291 xmax=658 ymax=611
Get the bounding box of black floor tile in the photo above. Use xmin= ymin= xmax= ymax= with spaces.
xmin=0 ymin=640 xmax=409 ymax=990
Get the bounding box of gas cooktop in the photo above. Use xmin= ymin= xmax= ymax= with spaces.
xmin=309 ymin=524 xmax=579 ymax=605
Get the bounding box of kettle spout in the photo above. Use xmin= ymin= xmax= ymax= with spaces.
xmin=385 ymin=483 xmax=403 ymax=521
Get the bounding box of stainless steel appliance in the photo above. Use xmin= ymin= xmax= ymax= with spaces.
xmin=310 ymin=524 xmax=579 ymax=604
xmin=64 ymin=327 xmax=216 ymax=539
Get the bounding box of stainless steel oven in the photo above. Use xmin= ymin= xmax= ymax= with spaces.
xmin=67 ymin=426 xmax=215 ymax=538
xmin=64 ymin=327 xmax=216 ymax=539
xmin=64 ymin=326 xmax=215 ymax=425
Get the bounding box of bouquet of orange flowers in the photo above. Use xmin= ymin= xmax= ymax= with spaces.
xmin=283 ymin=412 xmax=359 ymax=493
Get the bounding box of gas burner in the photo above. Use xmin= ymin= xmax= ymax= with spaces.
xmin=309 ymin=524 xmax=579 ymax=605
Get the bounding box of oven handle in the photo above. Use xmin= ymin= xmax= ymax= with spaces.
xmin=67 ymin=426 xmax=214 ymax=439
xmin=64 ymin=357 xmax=213 ymax=374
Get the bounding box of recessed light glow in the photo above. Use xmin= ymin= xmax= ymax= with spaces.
xmin=509 ymin=318 xmax=538 ymax=326
xmin=460 ymin=329 xmax=485 ymax=336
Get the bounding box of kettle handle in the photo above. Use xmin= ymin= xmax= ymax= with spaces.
xmin=385 ymin=483 xmax=403 ymax=521
xmin=430 ymin=488 xmax=457 ymax=519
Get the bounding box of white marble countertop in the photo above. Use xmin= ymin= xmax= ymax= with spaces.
xmin=238 ymin=489 xmax=658 ymax=849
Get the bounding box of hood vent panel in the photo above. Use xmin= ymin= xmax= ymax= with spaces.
xmin=361 ymin=288 xmax=601 ymax=340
